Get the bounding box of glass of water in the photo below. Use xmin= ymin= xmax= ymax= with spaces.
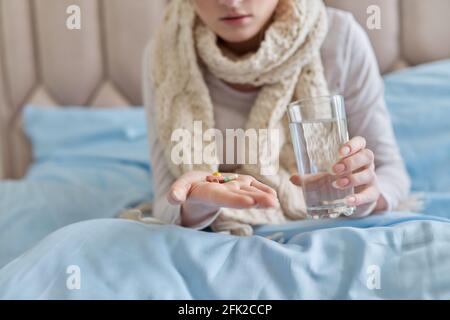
xmin=287 ymin=95 xmax=355 ymax=219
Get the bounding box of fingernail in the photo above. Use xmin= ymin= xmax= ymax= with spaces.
xmin=340 ymin=146 xmax=351 ymax=156
xmin=333 ymin=178 xmax=349 ymax=189
xmin=346 ymin=196 xmax=357 ymax=205
xmin=333 ymin=163 xmax=346 ymax=174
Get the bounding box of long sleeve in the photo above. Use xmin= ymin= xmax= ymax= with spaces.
xmin=338 ymin=14 xmax=411 ymax=210
xmin=142 ymin=43 xmax=221 ymax=230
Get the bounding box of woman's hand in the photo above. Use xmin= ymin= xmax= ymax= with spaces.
xmin=330 ymin=136 xmax=385 ymax=212
xmin=290 ymin=136 xmax=387 ymax=216
xmin=167 ymin=171 xmax=278 ymax=227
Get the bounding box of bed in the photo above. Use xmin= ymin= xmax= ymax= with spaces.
xmin=0 ymin=0 xmax=450 ymax=299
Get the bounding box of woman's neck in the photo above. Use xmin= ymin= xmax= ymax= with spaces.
xmin=217 ymin=17 xmax=273 ymax=92
xmin=218 ymin=32 xmax=263 ymax=57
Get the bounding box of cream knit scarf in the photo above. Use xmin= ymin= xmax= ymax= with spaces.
xmin=149 ymin=0 xmax=330 ymax=236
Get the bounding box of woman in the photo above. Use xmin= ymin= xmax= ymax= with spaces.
xmin=143 ymin=0 xmax=410 ymax=235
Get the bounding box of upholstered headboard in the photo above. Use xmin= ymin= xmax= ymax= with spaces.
xmin=1 ymin=0 xmax=449 ymax=179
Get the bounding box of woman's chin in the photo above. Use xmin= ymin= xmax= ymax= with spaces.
xmin=218 ymin=32 xmax=260 ymax=45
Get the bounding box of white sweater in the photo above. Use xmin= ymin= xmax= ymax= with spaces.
xmin=143 ymin=8 xmax=411 ymax=230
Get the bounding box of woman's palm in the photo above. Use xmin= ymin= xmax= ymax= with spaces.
xmin=168 ymin=171 xmax=278 ymax=209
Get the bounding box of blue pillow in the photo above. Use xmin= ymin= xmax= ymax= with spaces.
xmin=384 ymin=59 xmax=450 ymax=192
xmin=23 ymin=106 xmax=149 ymax=165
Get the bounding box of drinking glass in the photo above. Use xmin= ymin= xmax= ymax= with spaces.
xmin=287 ymin=95 xmax=355 ymax=219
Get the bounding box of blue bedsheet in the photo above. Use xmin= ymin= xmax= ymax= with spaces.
xmin=1 ymin=59 xmax=450 ymax=299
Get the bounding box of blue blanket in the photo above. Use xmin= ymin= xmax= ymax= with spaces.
xmin=0 ymin=108 xmax=153 ymax=268
xmin=1 ymin=59 xmax=450 ymax=299
xmin=1 ymin=214 xmax=450 ymax=299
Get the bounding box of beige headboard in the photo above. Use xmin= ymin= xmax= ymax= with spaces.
xmin=1 ymin=0 xmax=450 ymax=179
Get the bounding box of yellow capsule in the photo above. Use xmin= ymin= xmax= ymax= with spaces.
xmin=212 ymin=171 xmax=222 ymax=177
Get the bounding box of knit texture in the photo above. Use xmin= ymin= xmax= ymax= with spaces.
xmin=149 ymin=0 xmax=330 ymax=236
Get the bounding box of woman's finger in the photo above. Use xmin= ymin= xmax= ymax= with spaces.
xmin=167 ymin=171 xmax=210 ymax=204
xmin=291 ymin=173 xmax=330 ymax=191
xmin=208 ymin=185 xmax=256 ymax=208
xmin=333 ymin=149 xmax=374 ymax=174
xmin=236 ymin=174 xmax=254 ymax=185
xmin=290 ymin=175 xmax=302 ymax=186
xmin=238 ymin=185 xmax=278 ymax=208
xmin=332 ymin=167 xmax=375 ymax=189
xmin=167 ymin=178 xmax=192 ymax=205
xmin=250 ymin=179 xmax=277 ymax=196
xmin=345 ymin=185 xmax=380 ymax=207
xmin=224 ymin=180 xmax=241 ymax=191
xmin=339 ymin=136 xmax=366 ymax=158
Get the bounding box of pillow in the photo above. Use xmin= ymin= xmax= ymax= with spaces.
xmin=23 ymin=106 xmax=149 ymax=165
xmin=384 ymin=59 xmax=450 ymax=192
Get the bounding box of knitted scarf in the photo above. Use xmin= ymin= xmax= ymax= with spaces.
xmin=149 ymin=0 xmax=330 ymax=236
